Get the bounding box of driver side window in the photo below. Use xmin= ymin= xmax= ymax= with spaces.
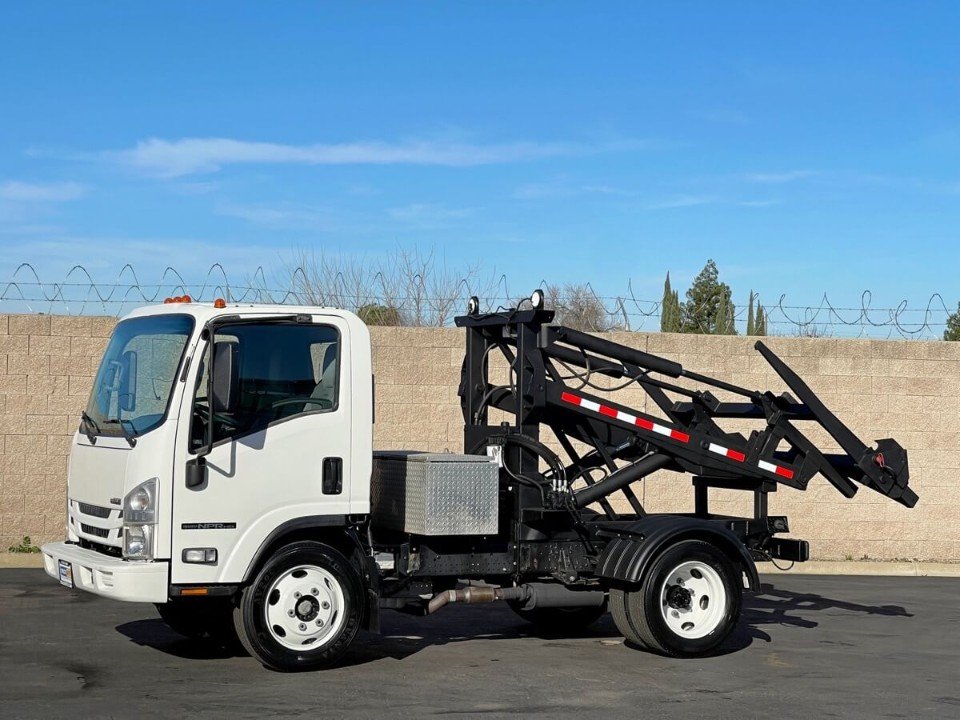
xmin=191 ymin=322 xmax=340 ymax=449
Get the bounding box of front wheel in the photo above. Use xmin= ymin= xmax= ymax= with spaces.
xmin=611 ymin=539 xmax=742 ymax=657
xmin=233 ymin=541 xmax=363 ymax=671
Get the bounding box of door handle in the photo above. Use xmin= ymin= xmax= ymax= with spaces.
xmin=322 ymin=457 xmax=343 ymax=495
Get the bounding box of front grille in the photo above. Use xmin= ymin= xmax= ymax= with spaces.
xmin=78 ymin=537 xmax=123 ymax=557
xmin=80 ymin=523 xmax=111 ymax=539
xmin=78 ymin=502 xmax=112 ymax=519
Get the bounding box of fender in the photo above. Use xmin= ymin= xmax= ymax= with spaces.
xmin=595 ymin=515 xmax=760 ymax=591
xmin=241 ymin=514 xmax=350 ymax=582
xmin=240 ymin=515 xmax=380 ymax=632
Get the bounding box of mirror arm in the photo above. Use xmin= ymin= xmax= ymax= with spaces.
xmin=186 ymin=330 xmax=213 ymax=489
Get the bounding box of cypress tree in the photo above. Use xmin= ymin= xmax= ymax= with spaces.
xmin=660 ymin=273 xmax=681 ymax=332
xmin=747 ymin=291 xmax=756 ymax=336
xmin=661 ymin=273 xmax=673 ymax=332
xmin=756 ymin=305 xmax=767 ymax=336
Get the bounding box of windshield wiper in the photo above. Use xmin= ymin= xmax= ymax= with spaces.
xmin=80 ymin=411 xmax=99 ymax=444
xmin=102 ymin=418 xmax=138 ymax=448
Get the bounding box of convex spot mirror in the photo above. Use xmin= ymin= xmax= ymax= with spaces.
xmin=211 ymin=340 xmax=239 ymax=414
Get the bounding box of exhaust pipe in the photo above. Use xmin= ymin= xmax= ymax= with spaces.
xmin=426 ymin=585 xmax=526 ymax=614
xmin=426 ymin=583 xmax=606 ymax=614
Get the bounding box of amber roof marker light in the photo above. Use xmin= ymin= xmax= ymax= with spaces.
xmin=214 ymin=298 xmax=227 ymax=309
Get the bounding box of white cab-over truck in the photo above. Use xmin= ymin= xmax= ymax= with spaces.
xmin=42 ymin=295 xmax=916 ymax=670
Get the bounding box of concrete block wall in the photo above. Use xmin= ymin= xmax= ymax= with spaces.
xmin=0 ymin=314 xmax=955 ymax=561
xmin=0 ymin=314 xmax=115 ymax=549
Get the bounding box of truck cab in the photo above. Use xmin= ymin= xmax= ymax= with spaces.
xmin=43 ymin=301 xmax=372 ymax=618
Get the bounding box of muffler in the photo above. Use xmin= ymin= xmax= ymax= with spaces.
xmin=426 ymin=582 xmax=605 ymax=614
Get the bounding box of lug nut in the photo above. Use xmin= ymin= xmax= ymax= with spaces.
xmin=298 ymin=623 xmax=307 ymax=631
xmin=311 ymin=587 xmax=319 ymax=595
xmin=287 ymin=609 xmax=295 ymax=617
xmin=294 ymin=591 xmax=301 ymax=599
xmin=316 ymin=619 xmax=324 ymax=627
xmin=321 ymin=600 xmax=330 ymax=609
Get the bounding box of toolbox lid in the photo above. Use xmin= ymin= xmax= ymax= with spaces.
xmin=373 ymin=450 xmax=495 ymax=463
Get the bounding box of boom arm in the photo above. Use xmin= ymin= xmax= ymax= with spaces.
xmin=456 ymin=306 xmax=918 ymax=514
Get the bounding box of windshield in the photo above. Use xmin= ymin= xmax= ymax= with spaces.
xmin=84 ymin=314 xmax=195 ymax=438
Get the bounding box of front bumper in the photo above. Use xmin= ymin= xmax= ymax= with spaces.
xmin=41 ymin=541 xmax=169 ymax=603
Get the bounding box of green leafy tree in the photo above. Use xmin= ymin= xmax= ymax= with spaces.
xmin=680 ymin=259 xmax=735 ymax=335
xmin=660 ymin=273 xmax=681 ymax=332
xmin=714 ymin=286 xmax=736 ymax=335
xmin=944 ymin=302 xmax=960 ymax=340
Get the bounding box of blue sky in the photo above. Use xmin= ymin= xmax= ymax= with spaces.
xmin=1 ymin=2 xmax=959 ymax=326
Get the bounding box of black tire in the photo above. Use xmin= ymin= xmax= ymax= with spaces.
xmin=155 ymin=598 xmax=239 ymax=647
xmin=623 ymin=540 xmax=742 ymax=657
xmin=233 ymin=541 xmax=363 ymax=672
xmin=508 ymin=600 xmax=608 ymax=633
xmin=609 ymin=588 xmax=646 ymax=648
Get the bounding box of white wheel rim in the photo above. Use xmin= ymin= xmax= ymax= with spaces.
xmin=659 ymin=560 xmax=726 ymax=640
xmin=264 ymin=565 xmax=346 ymax=651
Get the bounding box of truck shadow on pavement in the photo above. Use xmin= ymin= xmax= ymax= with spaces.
xmin=720 ymin=581 xmax=913 ymax=653
xmin=114 ymin=581 xmax=913 ymax=667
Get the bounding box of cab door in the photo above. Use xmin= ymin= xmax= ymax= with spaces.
xmin=171 ymin=315 xmax=354 ymax=585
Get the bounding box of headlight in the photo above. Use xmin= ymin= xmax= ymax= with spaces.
xmin=124 ymin=478 xmax=158 ymax=524
xmin=123 ymin=524 xmax=153 ymax=560
xmin=123 ymin=478 xmax=158 ymax=560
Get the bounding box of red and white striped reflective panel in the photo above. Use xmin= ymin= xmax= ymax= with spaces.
xmin=560 ymin=390 xmax=796 ymax=479
xmin=708 ymin=442 xmax=746 ymax=463
xmin=560 ymin=391 xmax=690 ymax=443
xmin=757 ymin=459 xmax=795 ymax=480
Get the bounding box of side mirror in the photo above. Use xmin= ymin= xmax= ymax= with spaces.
xmin=118 ymin=350 xmax=137 ymax=413
xmin=185 ymin=457 xmax=207 ymax=488
xmin=211 ymin=341 xmax=239 ymax=413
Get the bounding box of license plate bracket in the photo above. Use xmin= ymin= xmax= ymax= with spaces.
xmin=57 ymin=559 xmax=74 ymax=588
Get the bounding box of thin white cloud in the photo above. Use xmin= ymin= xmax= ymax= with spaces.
xmin=0 ymin=236 xmax=288 ymax=283
xmin=513 ymin=179 xmax=632 ymax=200
xmin=169 ymin=181 xmax=219 ymax=196
xmin=737 ymin=199 xmax=781 ymax=207
xmin=741 ymin=170 xmax=817 ymax=184
xmin=642 ymin=194 xmax=718 ymax=210
xmin=215 ymin=202 xmax=338 ymax=230
xmin=0 ymin=180 xmax=87 ymax=201
xmin=387 ymin=203 xmax=476 ymax=230
xmin=107 ymin=136 xmax=649 ymax=178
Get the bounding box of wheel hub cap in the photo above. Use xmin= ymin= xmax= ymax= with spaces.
xmin=264 ymin=565 xmax=345 ymax=651
xmin=659 ymin=560 xmax=727 ymax=640
xmin=296 ymin=596 xmax=319 ymax=621
xmin=666 ymin=584 xmax=692 ymax=610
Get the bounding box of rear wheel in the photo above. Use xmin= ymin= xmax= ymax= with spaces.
xmin=611 ymin=540 xmax=741 ymax=657
xmin=233 ymin=541 xmax=363 ymax=671
xmin=609 ymin=588 xmax=645 ymax=647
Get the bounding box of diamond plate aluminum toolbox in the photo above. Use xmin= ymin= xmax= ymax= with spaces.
xmin=371 ymin=451 xmax=499 ymax=535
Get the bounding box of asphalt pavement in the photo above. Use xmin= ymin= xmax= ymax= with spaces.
xmin=1 ymin=569 xmax=957 ymax=719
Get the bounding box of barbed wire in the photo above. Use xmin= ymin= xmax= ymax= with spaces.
xmin=0 ymin=262 xmax=953 ymax=340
